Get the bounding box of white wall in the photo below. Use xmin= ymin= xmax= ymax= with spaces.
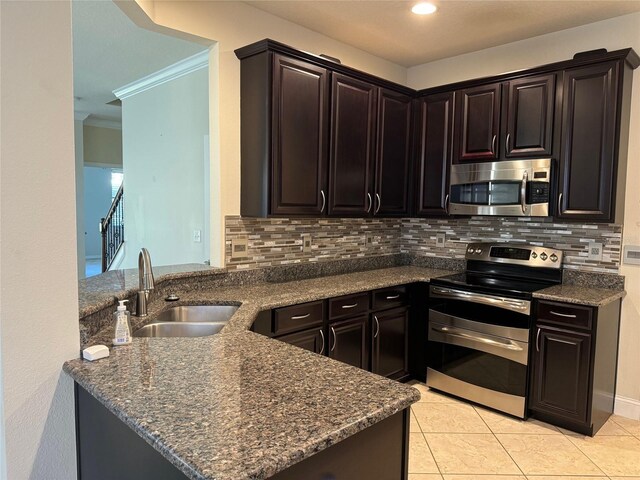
xmin=407 ymin=13 xmax=640 ymax=414
xmin=0 ymin=1 xmax=79 ymax=478
xmin=83 ymin=124 xmax=123 ymax=167
xmin=121 ymin=67 xmax=209 ymax=268
xmin=122 ymin=0 xmax=408 ymax=267
xmin=74 ymin=118 xmax=86 ymax=279
xmin=84 ymin=167 xmax=114 ymax=258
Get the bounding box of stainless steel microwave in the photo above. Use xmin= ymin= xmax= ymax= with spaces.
xmin=448 ymin=159 xmax=552 ymax=217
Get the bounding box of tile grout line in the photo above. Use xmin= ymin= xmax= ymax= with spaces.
xmin=472 ymin=405 xmax=527 ymax=478
xmin=420 ymin=429 xmax=444 ymax=477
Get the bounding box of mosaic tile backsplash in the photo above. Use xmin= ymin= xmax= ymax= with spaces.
xmin=225 ymin=216 xmax=622 ymax=273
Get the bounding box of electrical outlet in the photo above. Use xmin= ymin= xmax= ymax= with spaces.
xmin=588 ymin=242 xmax=603 ymax=261
xmin=302 ymin=234 xmax=312 ymax=253
xmin=366 ymin=232 xmax=373 ymax=245
xmin=231 ymin=236 xmax=248 ymax=258
xmin=436 ymin=233 xmax=446 ymax=247
xmin=193 ymin=230 xmax=202 ymax=243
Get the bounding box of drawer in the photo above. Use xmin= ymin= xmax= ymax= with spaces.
xmin=537 ymin=300 xmax=593 ymax=330
xmin=328 ymin=292 xmax=370 ymax=320
xmin=274 ymin=301 xmax=324 ymax=335
xmin=372 ymin=286 xmax=408 ymax=311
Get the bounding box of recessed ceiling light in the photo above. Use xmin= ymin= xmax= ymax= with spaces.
xmin=412 ymin=2 xmax=437 ymax=15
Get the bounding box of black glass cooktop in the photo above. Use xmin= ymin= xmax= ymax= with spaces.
xmin=431 ymin=272 xmax=556 ymax=299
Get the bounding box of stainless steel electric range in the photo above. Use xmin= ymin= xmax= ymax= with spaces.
xmin=427 ymin=242 xmax=563 ymax=418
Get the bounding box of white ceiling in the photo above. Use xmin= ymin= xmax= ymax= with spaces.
xmin=72 ymin=0 xmax=207 ymax=125
xmin=246 ymin=0 xmax=640 ymax=67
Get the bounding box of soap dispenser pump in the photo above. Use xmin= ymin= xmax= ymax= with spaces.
xmin=112 ymin=300 xmax=132 ymax=346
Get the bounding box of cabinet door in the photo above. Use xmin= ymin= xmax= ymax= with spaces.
xmin=372 ymin=308 xmax=409 ymax=380
xmin=328 ymin=74 xmax=377 ymax=216
xmin=272 ymin=54 xmax=329 ymax=216
xmin=374 ymin=89 xmax=412 ymax=216
xmin=530 ymin=325 xmax=591 ymax=425
xmin=557 ymin=62 xmax=619 ymax=221
xmin=277 ymin=327 xmax=326 ymax=355
xmin=504 ymin=74 xmax=555 ymax=158
xmin=453 ymin=83 xmax=501 ymax=163
xmin=328 ymin=315 xmax=369 ymax=370
xmin=416 ymin=92 xmax=454 ymax=215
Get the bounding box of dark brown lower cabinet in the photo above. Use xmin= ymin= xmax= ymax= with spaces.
xmin=529 ymin=298 xmax=622 ymax=436
xmin=372 ymin=307 xmax=409 ymax=381
xmin=530 ymin=325 xmax=591 ymax=424
xmin=328 ymin=315 xmax=369 ymax=370
xmin=277 ymin=327 xmax=325 ymax=355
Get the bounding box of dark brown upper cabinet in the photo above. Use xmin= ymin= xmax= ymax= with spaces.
xmin=453 ymin=83 xmax=501 ymax=163
xmin=328 ymin=74 xmax=377 ymax=216
xmin=556 ymin=61 xmax=629 ymax=222
xmin=503 ymin=74 xmax=555 ymax=158
xmin=415 ymin=92 xmax=454 ymax=216
xmin=237 ymin=50 xmax=329 ymax=217
xmin=374 ymin=89 xmax=413 ymax=216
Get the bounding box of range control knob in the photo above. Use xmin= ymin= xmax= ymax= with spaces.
xmin=550 ymin=254 xmax=558 ymax=263
xmin=531 ymin=252 xmax=538 ymax=259
xmin=540 ymin=252 xmax=548 ymax=261
xmin=467 ymin=247 xmax=474 ymax=254
xmin=475 ymin=248 xmax=483 ymax=254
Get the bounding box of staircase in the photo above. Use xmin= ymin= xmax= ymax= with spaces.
xmin=100 ymin=184 xmax=124 ymax=272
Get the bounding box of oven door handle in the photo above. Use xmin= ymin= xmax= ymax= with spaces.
xmin=431 ymin=325 xmax=524 ymax=351
xmin=430 ymin=286 xmax=530 ymax=315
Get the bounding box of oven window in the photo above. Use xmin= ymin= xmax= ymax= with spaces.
xmin=451 ymin=181 xmax=521 ymax=205
xmin=428 ymin=341 xmax=527 ymax=397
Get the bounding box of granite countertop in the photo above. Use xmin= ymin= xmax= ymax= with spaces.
xmin=66 ymin=265 xmax=452 ymax=480
xmin=533 ymin=284 xmax=626 ymax=307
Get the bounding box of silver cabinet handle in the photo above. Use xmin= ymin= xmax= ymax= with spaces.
xmin=320 ymin=190 xmax=326 ymax=213
xmin=291 ymin=313 xmax=310 ymax=320
xmin=319 ymin=329 xmax=325 ymax=355
xmin=558 ymin=193 xmax=563 ymax=215
xmin=330 ymin=326 xmax=337 ymax=352
xmin=491 ymin=134 xmax=497 ymax=154
xmin=385 ymin=294 xmax=400 ymax=300
xmin=375 ymin=193 xmax=381 ymax=214
xmin=536 ymin=327 xmax=541 ymax=352
xmin=550 ymin=310 xmax=577 ymax=319
xmin=521 ymin=170 xmax=528 ymax=214
xmin=505 ymin=133 xmax=510 ymax=153
xmin=373 ymin=315 xmax=380 ymax=339
xmin=341 ymin=303 xmax=358 ymax=309
xmin=432 ymin=325 xmax=523 ymax=351
xmin=444 ymin=194 xmax=450 ymax=215
xmin=366 ymin=192 xmax=372 ymax=213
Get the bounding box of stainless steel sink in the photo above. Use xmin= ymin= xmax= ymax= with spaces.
xmin=133 ymin=305 xmax=238 ymax=338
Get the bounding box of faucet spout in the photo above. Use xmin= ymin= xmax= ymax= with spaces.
xmin=135 ymin=248 xmax=155 ymax=317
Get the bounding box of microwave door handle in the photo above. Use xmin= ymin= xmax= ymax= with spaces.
xmin=431 ymin=325 xmax=523 ymax=351
xmin=521 ymin=171 xmax=528 ymax=214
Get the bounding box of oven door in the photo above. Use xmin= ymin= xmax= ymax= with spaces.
xmin=427 ymin=293 xmax=530 ymax=417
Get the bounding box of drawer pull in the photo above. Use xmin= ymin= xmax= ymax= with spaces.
xmin=341 ymin=303 xmax=358 ymax=309
xmin=549 ymin=310 xmax=577 ymax=319
xmin=385 ymin=294 xmax=400 ymax=300
xmin=290 ymin=313 xmax=311 ymax=320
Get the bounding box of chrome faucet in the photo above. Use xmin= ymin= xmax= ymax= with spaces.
xmin=135 ymin=248 xmax=155 ymax=317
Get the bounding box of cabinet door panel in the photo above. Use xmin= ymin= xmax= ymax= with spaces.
xmin=416 ymin=92 xmax=453 ymax=215
xmin=375 ymin=89 xmax=412 ymax=216
xmin=277 ymin=328 xmax=325 ymax=355
xmin=329 ymin=315 xmax=369 ymax=370
xmin=272 ymin=55 xmax=329 ymax=215
xmin=504 ymin=74 xmax=555 ymax=158
xmin=372 ymin=308 xmax=408 ymax=380
xmin=454 ymin=83 xmax=500 ymax=162
xmin=329 ymin=74 xmax=377 ymax=216
xmin=557 ymin=62 xmax=619 ymax=221
xmin=530 ymin=325 xmax=591 ymax=424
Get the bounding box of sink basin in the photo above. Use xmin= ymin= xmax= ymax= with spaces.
xmin=133 ymin=305 xmax=238 ymax=338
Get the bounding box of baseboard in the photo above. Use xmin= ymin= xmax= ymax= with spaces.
xmin=614 ymin=395 xmax=640 ymax=420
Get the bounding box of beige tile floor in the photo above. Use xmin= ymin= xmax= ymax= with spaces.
xmin=408 ymin=381 xmax=640 ymax=480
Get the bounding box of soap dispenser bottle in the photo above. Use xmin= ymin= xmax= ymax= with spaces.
xmin=112 ymin=300 xmax=132 ymax=346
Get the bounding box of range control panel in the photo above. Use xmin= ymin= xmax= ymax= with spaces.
xmin=464 ymin=243 xmax=563 ymax=268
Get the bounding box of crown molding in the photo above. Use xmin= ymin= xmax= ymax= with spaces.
xmin=113 ymin=49 xmax=209 ymax=100
xmin=83 ymin=117 xmax=122 ymax=130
